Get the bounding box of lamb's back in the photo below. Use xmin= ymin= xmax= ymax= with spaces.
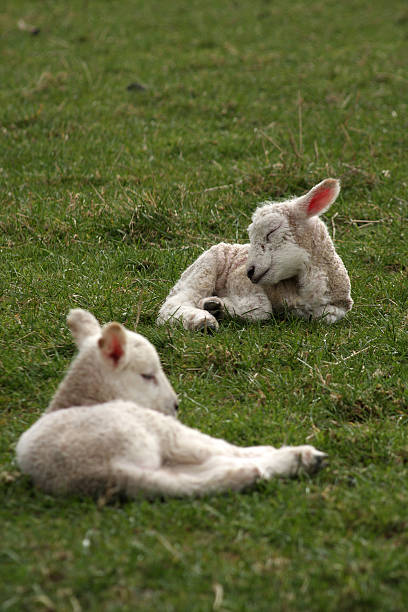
xmin=16 ymin=401 xmax=162 ymax=494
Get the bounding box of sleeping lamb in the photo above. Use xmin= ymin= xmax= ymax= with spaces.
xmin=157 ymin=178 xmax=353 ymax=331
xmin=16 ymin=309 xmax=326 ymax=498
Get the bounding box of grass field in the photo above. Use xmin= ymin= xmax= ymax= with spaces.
xmin=1 ymin=0 xmax=407 ymax=610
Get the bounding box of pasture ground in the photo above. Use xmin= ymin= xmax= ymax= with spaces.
xmin=1 ymin=1 xmax=407 ymax=610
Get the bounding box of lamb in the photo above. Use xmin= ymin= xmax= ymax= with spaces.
xmin=16 ymin=309 xmax=327 ymax=498
xmin=157 ymin=178 xmax=353 ymax=331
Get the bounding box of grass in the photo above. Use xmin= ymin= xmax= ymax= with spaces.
xmin=1 ymin=0 xmax=407 ymax=610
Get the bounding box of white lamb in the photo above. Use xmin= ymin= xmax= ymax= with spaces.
xmin=157 ymin=178 xmax=353 ymax=331
xmin=16 ymin=309 xmax=327 ymax=498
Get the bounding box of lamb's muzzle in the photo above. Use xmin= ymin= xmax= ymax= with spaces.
xmin=248 ymin=266 xmax=270 ymax=284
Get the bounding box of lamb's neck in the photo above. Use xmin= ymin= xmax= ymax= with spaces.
xmin=45 ymin=357 xmax=114 ymax=413
xmin=264 ymin=278 xmax=300 ymax=309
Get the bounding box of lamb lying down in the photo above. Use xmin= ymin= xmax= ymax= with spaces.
xmin=16 ymin=309 xmax=326 ymax=498
xmin=157 ymin=178 xmax=353 ymax=331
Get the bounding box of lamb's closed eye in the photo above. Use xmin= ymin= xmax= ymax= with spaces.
xmin=266 ymin=224 xmax=281 ymax=241
xmin=141 ymin=373 xmax=157 ymax=384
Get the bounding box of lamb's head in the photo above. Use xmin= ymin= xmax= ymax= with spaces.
xmin=49 ymin=309 xmax=178 ymax=416
xmin=246 ymin=178 xmax=340 ymax=286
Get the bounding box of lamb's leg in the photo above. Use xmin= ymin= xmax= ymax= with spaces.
xmin=113 ymin=443 xmax=326 ymax=497
xmin=256 ymin=445 xmax=327 ymax=478
xmin=221 ymin=295 xmax=272 ymax=320
xmin=158 ymin=292 xmax=220 ymax=331
xmin=161 ymin=421 xmax=327 ymax=476
xmin=312 ymin=304 xmax=349 ymax=324
xmin=199 ymin=296 xmax=225 ymax=322
xmin=112 ymin=414 xmax=327 ymax=497
xmin=112 ymin=458 xmax=261 ymax=497
xmin=292 ymin=303 xmax=348 ymax=324
xmin=161 ymin=420 xmax=272 ymax=464
xmin=216 ymin=443 xmax=327 ymax=474
xmin=295 ymin=268 xmax=352 ymax=324
xmin=157 ymin=247 xmax=223 ymax=331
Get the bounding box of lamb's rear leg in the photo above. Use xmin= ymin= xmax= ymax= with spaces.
xmin=112 ymin=458 xmax=261 ymax=497
xmin=113 ymin=444 xmax=327 ymax=498
xmin=161 ymin=422 xmax=327 ymax=477
xmin=257 ymin=445 xmax=328 ymax=478
xmin=313 ymin=304 xmax=349 ymax=324
xmin=292 ymin=304 xmax=348 ymax=324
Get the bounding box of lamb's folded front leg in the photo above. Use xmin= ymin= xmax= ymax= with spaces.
xmin=157 ymin=246 xmax=223 ymax=331
xmin=157 ymin=291 xmax=220 ymax=331
xmin=158 ymin=243 xmax=272 ymax=330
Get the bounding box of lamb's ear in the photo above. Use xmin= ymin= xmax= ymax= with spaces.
xmin=98 ymin=322 xmax=126 ymax=367
xmin=296 ymin=179 xmax=340 ymax=218
xmin=67 ymin=309 xmax=101 ymax=348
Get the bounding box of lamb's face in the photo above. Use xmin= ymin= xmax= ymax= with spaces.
xmin=246 ymin=203 xmax=309 ymax=286
xmin=114 ymin=330 xmax=179 ymax=417
xmin=66 ymin=310 xmax=179 ymax=417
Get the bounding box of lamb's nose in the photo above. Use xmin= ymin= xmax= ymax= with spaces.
xmin=247 ymin=266 xmax=255 ymax=280
xmin=174 ymin=401 xmax=179 ymax=412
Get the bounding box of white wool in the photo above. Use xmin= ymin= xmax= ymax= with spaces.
xmin=158 ymin=178 xmax=353 ymax=330
xmin=16 ymin=309 xmax=326 ymax=498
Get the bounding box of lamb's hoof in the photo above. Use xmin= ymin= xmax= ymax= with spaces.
xmin=201 ymin=297 xmax=224 ymax=321
xmin=298 ymin=446 xmax=328 ymax=474
xmin=197 ymin=320 xmax=218 ymax=334
xmin=184 ymin=311 xmax=219 ymax=332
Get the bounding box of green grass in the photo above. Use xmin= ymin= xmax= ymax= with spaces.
xmin=1 ymin=0 xmax=408 ymax=610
